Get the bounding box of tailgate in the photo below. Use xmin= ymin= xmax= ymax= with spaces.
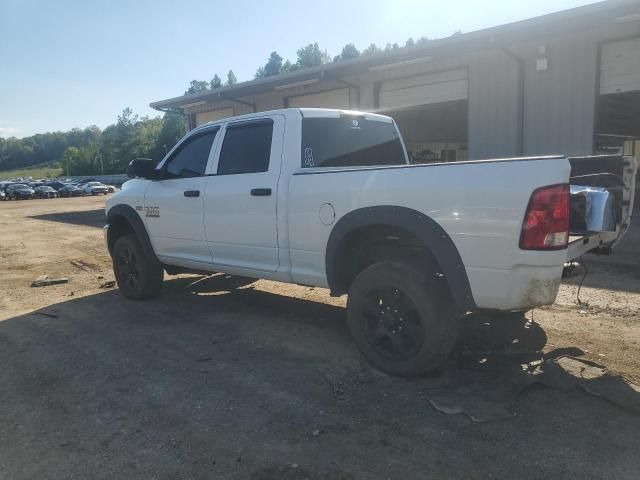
xmin=567 ymin=155 xmax=637 ymax=260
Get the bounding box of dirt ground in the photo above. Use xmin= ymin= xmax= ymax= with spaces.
xmin=1 ymin=196 xmax=639 ymax=479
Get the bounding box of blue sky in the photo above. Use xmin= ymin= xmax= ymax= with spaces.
xmin=0 ymin=0 xmax=596 ymax=138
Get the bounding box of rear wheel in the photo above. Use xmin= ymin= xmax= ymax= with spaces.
xmin=112 ymin=234 xmax=163 ymax=300
xmin=347 ymin=260 xmax=459 ymax=376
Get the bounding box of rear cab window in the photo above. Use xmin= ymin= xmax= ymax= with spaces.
xmin=301 ymin=115 xmax=407 ymax=168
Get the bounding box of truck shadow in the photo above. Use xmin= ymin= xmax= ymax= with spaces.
xmin=29 ymin=208 xmax=106 ymax=228
xmin=0 ymin=276 xmax=638 ymax=477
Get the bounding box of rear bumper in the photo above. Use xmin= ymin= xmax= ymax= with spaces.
xmin=467 ymin=260 xmax=564 ymax=311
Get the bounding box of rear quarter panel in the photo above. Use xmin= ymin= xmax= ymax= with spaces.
xmin=288 ymin=158 xmax=571 ymax=310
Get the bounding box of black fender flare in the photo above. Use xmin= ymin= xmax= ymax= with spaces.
xmin=106 ymin=204 xmax=159 ymax=263
xmin=325 ymin=205 xmax=476 ymax=312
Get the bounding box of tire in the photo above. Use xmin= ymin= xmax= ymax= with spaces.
xmin=346 ymin=260 xmax=460 ymax=377
xmin=112 ymin=234 xmax=164 ymax=300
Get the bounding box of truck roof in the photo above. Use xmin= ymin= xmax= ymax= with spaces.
xmin=193 ymin=108 xmax=393 ymax=133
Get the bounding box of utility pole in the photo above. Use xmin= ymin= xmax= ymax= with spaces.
xmin=97 ymin=153 xmax=104 ymax=176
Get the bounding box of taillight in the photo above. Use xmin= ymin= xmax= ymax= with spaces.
xmin=519 ymin=184 xmax=569 ymax=250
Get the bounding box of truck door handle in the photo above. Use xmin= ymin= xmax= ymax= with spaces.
xmin=184 ymin=190 xmax=200 ymax=197
xmin=250 ymin=188 xmax=272 ymax=196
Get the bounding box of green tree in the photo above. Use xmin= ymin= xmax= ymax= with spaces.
xmin=334 ymin=43 xmax=360 ymax=62
xmin=0 ymin=108 xmax=185 ymax=175
xmin=362 ymin=43 xmax=382 ymax=56
xmin=185 ymin=80 xmax=209 ymax=94
xmin=154 ymin=112 xmax=186 ymax=160
xmin=281 ymin=59 xmax=297 ymax=73
xmin=296 ymin=43 xmax=330 ymax=68
xmin=405 ymin=37 xmax=415 ymax=47
xmin=226 ymin=70 xmax=237 ymax=86
xmin=210 ymin=74 xmax=222 ymax=89
xmin=264 ymin=51 xmax=283 ymax=76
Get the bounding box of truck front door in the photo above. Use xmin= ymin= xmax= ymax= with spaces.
xmin=144 ymin=127 xmax=219 ymax=265
xmin=203 ymin=116 xmax=284 ymax=272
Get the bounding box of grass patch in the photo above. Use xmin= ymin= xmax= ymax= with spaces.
xmin=0 ymin=167 xmax=63 ymax=180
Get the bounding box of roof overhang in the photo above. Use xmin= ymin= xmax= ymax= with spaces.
xmin=151 ymin=1 xmax=639 ymax=112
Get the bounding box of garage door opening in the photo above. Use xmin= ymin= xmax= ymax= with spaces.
xmin=377 ymin=68 xmax=469 ymax=163
xmin=385 ymin=100 xmax=468 ymax=163
xmin=595 ymin=91 xmax=640 ymax=157
xmin=595 ymin=38 xmax=640 ymax=156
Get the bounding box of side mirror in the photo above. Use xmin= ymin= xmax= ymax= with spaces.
xmin=127 ymin=158 xmax=159 ymax=179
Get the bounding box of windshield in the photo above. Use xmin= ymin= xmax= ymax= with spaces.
xmin=301 ymin=116 xmax=407 ymax=168
xmin=10 ymin=184 xmax=28 ymax=189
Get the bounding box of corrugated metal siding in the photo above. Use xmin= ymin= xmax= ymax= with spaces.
xmin=468 ymin=51 xmax=520 ymax=159
xmin=379 ymin=69 xmax=468 ymax=109
xmin=195 ymin=108 xmax=234 ymax=126
xmin=521 ymin=32 xmax=598 ymax=157
xmin=288 ymin=88 xmax=350 ymax=108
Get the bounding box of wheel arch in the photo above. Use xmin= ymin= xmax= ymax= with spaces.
xmin=106 ymin=204 xmax=159 ymax=263
xmin=325 ymin=205 xmax=476 ymax=312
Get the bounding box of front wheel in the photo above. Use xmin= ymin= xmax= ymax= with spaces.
xmin=112 ymin=234 xmax=164 ymax=300
xmin=347 ymin=260 xmax=459 ymax=377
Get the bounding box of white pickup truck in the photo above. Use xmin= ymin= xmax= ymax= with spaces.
xmin=105 ymin=108 xmax=636 ymax=376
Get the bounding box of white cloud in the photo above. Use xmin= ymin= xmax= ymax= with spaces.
xmin=0 ymin=127 xmax=21 ymax=138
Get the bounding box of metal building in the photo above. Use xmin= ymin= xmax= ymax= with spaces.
xmin=151 ymin=1 xmax=640 ymax=162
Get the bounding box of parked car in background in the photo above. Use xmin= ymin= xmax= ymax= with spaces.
xmin=104 ymin=184 xmax=117 ymax=193
xmin=0 ymin=189 xmax=5 ymax=201
xmin=5 ymin=183 xmax=35 ymax=200
xmin=83 ymin=182 xmax=109 ymax=195
xmin=58 ymin=184 xmax=84 ymax=197
xmin=76 ymin=178 xmax=97 ymax=186
xmin=34 ymin=185 xmax=58 ymax=199
xmin=43 ymin=181 xmax=68 ymax=191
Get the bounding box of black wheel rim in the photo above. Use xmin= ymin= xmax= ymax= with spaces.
xmin=116 ymin=245 xmax=140 ymax=292
xmin=360 ymin=285 xmax=425 ymax=360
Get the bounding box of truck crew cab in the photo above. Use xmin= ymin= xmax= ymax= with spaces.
xmin=105 ymin=108 xmax=636 ymax=376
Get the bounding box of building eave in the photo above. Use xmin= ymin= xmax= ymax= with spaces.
xmin=150 ymin=0 xmax=638 ymax=111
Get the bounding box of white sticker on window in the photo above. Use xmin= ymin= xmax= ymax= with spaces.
xmin=304 ymin=147 xmax=314 ymax=167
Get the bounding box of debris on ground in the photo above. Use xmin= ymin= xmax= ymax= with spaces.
xmin=424 ymin=353 xmax=640 ymax=422
xmin=33 ymin=311 xmax=59 ymax=318
xmin=31 ymin=275 xmax=69 ymax=287
xmin=99 ymin=280 xmax=116 ymax=289
xmin=70 ymin=259 xmax=99 ymax=272
xmin=422 ymin=314 xmax=640 ymax=422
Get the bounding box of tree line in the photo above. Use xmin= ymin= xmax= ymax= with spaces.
xmin=184 ymin=35 xmax=460 ymax=94
xmin=0 ymin=109 xmax=185 ymax=176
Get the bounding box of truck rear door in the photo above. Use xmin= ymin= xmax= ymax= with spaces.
xmin=203 ymin=115 xmax=285 ymax=272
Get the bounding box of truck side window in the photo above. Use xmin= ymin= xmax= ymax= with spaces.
xmin=301 ymin=117 xmax=406 ymax=168
xmin=217 ymin=120 xmax=273 ymax=175
xmin=164 ymin=128 xmax=218 ymax=179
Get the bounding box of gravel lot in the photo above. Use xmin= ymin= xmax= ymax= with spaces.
xmin=0 ymin=196 xmax=638 ymax=479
